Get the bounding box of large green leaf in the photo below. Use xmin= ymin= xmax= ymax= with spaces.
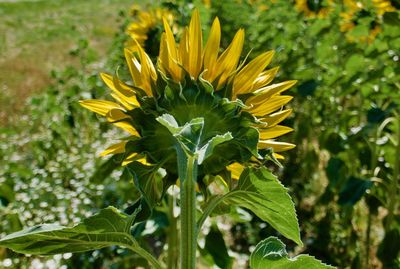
xmin=250 ymin=237 xmax=335 ymax=269
xmin=0 ymin=207 xmax=138 ymax=255
xmin=127 ymin=162 xmax=165 ymax=210
xmin=199 ymin=167 xmax=302 ymax=246
xmin=204 ymin=225 xmax=233 ymax=269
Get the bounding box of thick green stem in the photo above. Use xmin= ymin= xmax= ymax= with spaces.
xmin=167 ymin=194 xmax=178 ymax=269
xmin=178 ymin=153 xmax=198 ymax=269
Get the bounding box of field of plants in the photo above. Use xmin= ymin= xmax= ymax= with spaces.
xmin=0 ymin=0 xmax=399 ymax=268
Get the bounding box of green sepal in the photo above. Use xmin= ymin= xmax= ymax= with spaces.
xmin=126 ymin=161 xmax=166 ymax=211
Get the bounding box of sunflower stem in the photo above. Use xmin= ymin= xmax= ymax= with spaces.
xmin=167 ymin=193 xmax=178 ymax=269
xmin=177 ymin=148 xmax=198 ymax=269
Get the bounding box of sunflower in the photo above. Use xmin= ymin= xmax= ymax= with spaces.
xmin=372 ymin=0 xmax=399 ymax=15
xmin=80 ymin=10 xmax=296 ymax=181
xmin=126 ymin=7 xmax=175 ymax=55
xmin=340 ymin=0 xmax=382 ymax=43
xmin=295 ymin=0 xmax=334 ymax=18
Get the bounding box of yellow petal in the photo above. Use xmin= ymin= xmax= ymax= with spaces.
xmin=187 ymin=9 xmax=203 ymax=79
xmin=259 ymin=125 xmax=293 ymax=140
xmin=124 ymin=48 xmax=142 ymax=86
xmin=232 ymin=50 xmax=275 ymax=96
xmin=122 ymin=152 xmax=139 ymax=166
xmin=122 ymin=153 xmax=148 ymax=166
xmin=79 ymin=100 xmax=123 ymax=116
xmin=226 ymin=162 xmax=244 ymax=180
xmin=110 ymin=93 xmax=134 ymax=110
xmin=258 ymin=140 xmax=296 ymax=152
xmin=248 ymin=95 xmax=293 ymax=116
xmin=252 ymin=67 xmax=280 ymax=90
xmin=106 ymin=109 xmax=131 ymax=123
xmin=162 ymin=17 xmax=182 ymax=81
xmin=178 ymin=28 xmax=189 ymax=72
xmin=203 ymin=17 xmax=221 ymax=78
xmin=212 ymin=29 xmax=245 ymax=88
xmin=247 ymin=80 xmax=297 ymax=106
xmin=113 ymin=121 xmax=140 ymax=136
xmin=100 ymin=141 xmax=127 ymax=157
xmin=133 ymin=40 xmax=156 ymax=96
xmin=100 ymin=73 xmax=140 ymax=107
xmin=273 ymin=153 xmax=285 ymax=160
xmin=259 ymin=109 xmax=292 ymax=127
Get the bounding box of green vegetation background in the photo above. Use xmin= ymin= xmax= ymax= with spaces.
xmin=0 ymin=0 xmax=399 ymax=268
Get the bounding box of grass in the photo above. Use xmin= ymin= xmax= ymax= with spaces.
xmin=0 ymin=0 xmax=134 ymax=125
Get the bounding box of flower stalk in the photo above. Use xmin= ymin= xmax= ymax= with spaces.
xmin=167 ymin=194 xmax=178 ymax=269
xmin=177 ymin=151 xmax=198 ymax=269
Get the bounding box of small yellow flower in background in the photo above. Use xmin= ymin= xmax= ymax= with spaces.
xmin=296 ymin=0 xmax=334 ymax=18
xmin=340 ymin=0 xmax=382 ymax=43
xmin=372 ymin=0 xmax=399 ymax=15
xmin=80 ymin=10 xmax=296 ymax=181
xmin=126 ymin=6 xmax=175 ymax=50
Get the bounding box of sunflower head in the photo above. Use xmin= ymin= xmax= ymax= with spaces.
xmin=372 ymin=0 xmax=399 ymax=15
xmin=126 ymin=7 xmax=175 ymax=56
xmin=81 ymin=10 xmax=296 ymax=182
xmin=296 ymin=0 xmax=333 ymax=18
xmin=340 ymin=0 xmax=382 ymax=43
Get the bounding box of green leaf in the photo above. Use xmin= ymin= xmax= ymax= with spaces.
xmin=199 ymin=167 xmax=302 ymax=246
xmin=250 ymin=237 xmax=336 ymax=269
xmin=197 ymin=132 xmax=233 ymax=164
xmin=204 ymin=225 xmax=233 ymax=269
xmin=377 ymin=228 xmax=400 ymax=267
xmin=345 ymin=54 xmax=364 ymax=77
xmin=338 ymin=176 xmax=373 ymax=206
xmin=127 ymin=162 xmax=166 ymax=210
xmin=0 ymin=206 xmax=138 ymax=255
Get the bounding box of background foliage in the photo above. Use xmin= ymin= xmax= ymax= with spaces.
xmin=0 ymin=0 xmax=399 ymax=268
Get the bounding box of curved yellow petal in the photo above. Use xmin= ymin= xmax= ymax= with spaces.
xmin=247 ymin=80 xmax=297 ymax=106
xmin=133 ymin=40 xmax=156 ymax=96
xmin=258 ymin=140 xmax=296 ymax=152
xmin=232 ymin=50 xmax=275 ymax=96
xmin=273 ymin=153 xmax=285 ymax=160
xmin=113 ymin=121 xmax=140 ymax=136
xmin=124 ymin=48 xmax=142 ymax=86
xmin=79 ymin=100 xmax=123 ymax=116
xmin=110 ymin=93 xmax=134 ymax=110
xmin=106 ymin=109 xmax=131 ymax=123
xmin=259 ymin=125 xmax=293 ymax=140
xmin=226 ymin=162 xmax=244 ymax=180
xmin=122 ymin=153 xmax=148 ymax=166
xmin=122 ymin=152 xmax=139 ymax=166
xmin=252 ymin=67 xmax=280 ymax=90
xmin=203 ymin=17 xmax=221 ymax=78
xmin=100 ymin=73 xmax=140 ymax=107
xmin=259 ymin=109 xmax=292 ymax=127
xmin=213 ymin=29 xmax=245 ymax=88
xmin=100 ymin=141 xmax=127 ymax=157
xmin=247 ymin=95 xmax=293 ymax=116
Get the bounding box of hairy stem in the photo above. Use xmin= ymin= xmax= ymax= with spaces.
xmin=167 ymin=194 xmax=178 ymax=269
xmin=178 ymin=154 xmax=198 ymax=269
